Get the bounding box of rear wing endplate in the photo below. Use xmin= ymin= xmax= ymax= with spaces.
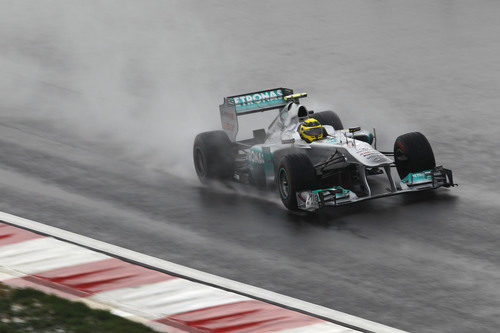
xmin=220 ymin=88 xmax=293 ymax=141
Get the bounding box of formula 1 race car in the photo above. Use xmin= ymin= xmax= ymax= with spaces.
xmin=193 ymin=88 xmax=455 ymax=211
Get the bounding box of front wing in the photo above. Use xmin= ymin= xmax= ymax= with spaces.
xmin=297 ymin=166 xmax=456 ymax=211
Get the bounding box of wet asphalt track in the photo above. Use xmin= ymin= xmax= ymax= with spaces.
xmin=0 ymin=118 xmax=498 ymax=333
xmin=0 ymin=1 xmax=499 ymax=332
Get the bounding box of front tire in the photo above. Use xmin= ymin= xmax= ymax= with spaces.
xmin=193 ymin=131 xmax=234 ymax=183
xmin=277 ymin=154 xmax=317 ymax=210
xmin=394 ymin=132 xmax=436 ymax=179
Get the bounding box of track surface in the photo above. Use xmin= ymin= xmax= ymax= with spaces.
xmin=0 ymin=1 xmax=499 ymax=332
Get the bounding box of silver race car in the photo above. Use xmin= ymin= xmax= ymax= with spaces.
xmin=193 ymin=88 xmax=455 ymax=211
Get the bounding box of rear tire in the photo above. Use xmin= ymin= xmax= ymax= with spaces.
xmin=193 ymin=131 xmax=234 ymax=183
xmin=394 ymin=132 xmax=436 ymax=179
xmin=311 ymin=111 xmax=343 ymax=130
xmin=277 ymin=154 xmax=317 ymax=210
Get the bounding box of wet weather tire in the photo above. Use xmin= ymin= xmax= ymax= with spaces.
xmin=277 ymin=154 xmax=317 ymax=211
xmin=193 ymin=131 xmax=234 ymax=183
xmin=394 ymin=132 xmax=436 ymax=179
xmin=311 ymin=111 xmax=343 ymax=130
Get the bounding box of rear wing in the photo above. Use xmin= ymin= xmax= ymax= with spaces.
xmin=219 ymin=88 xmax=293 ymax=141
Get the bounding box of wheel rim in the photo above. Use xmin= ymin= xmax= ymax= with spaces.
xmin=279 ymin=168 xmax=289 ymax=199
xmin=194 ymin=148 xmax=207 ymax=178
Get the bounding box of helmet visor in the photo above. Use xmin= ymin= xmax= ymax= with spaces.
xmin=302 ymin=127 xmax=323 ymax=137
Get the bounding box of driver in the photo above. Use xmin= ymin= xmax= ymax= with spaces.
xmin=298 ymin=118 xmax=326 ymax=143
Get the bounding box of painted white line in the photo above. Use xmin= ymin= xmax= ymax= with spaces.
xmin=0 ymin=211 xmax=407 ymax=333
xmin=110 ymin=308 xmax=135 ymax=318
xmin=93 ymin=279 xmax=250 ymax=318
xmin=0 ymin=266 xmax=26 ymax=281
xmin=0 ymin=237 xmax=109 ymax=274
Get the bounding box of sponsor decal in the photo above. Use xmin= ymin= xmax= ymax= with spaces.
xmin=248 ymin=149 xmax=265 ymax=164
xmin=222 ymin=121 xmax=235 ymax=131
xmin=326 ymin=137 xmax=339 ymax=143
xmin=357 ymin=148 xmax=387 ymax=163
xmin=232 ymin=89 xmax=285 ymax=112
xmin=223 ymin=111 xmax=235 ymax=119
